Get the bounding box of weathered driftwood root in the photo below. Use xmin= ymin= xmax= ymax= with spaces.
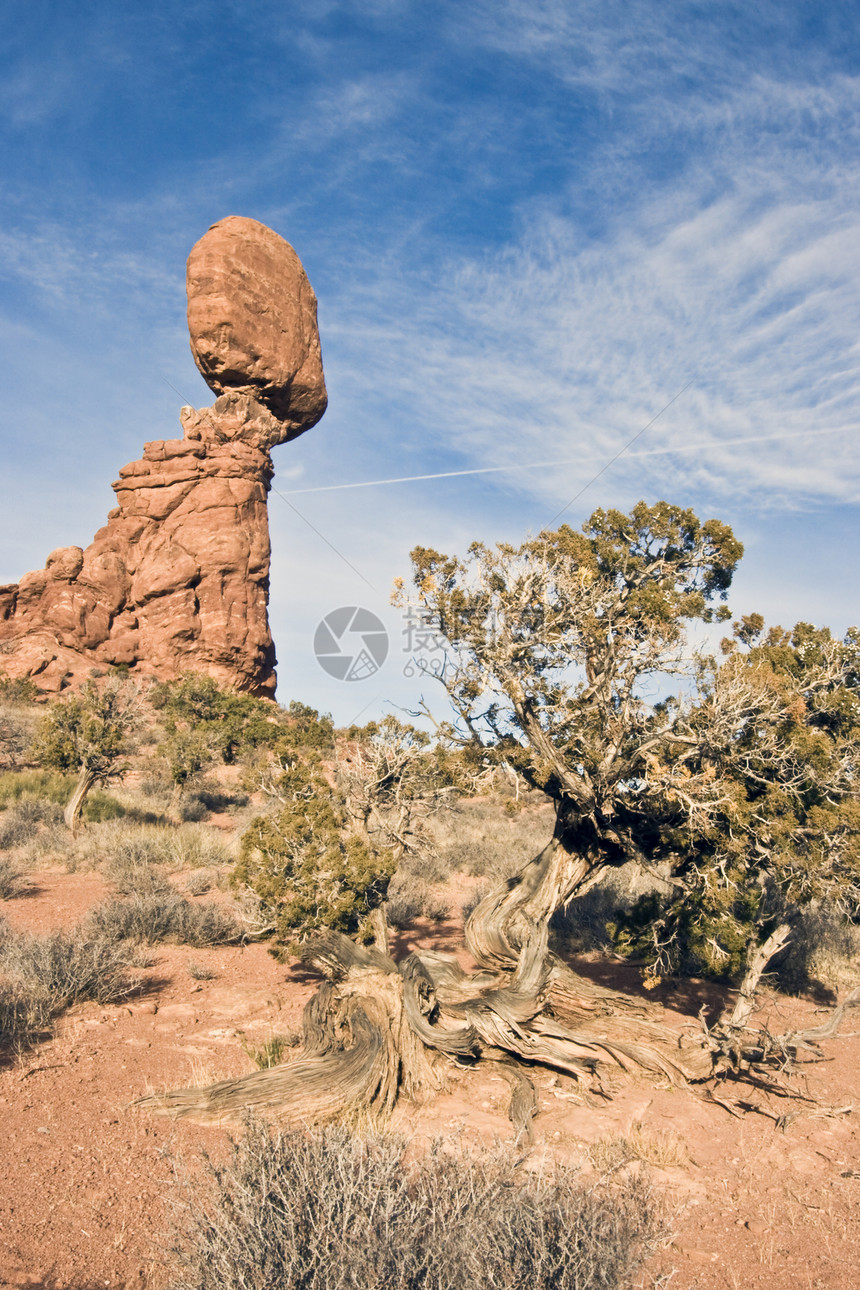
xmin=135 ymin=920 xmax=706 ymax=1129
xmin=136 ymin=849 xmax=858 ymax=1130
xmin=135 ymin=938 xmax=445 ymax=1126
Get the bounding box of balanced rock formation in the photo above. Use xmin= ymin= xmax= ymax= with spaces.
xmin=0 ymin=216 xmax=326 ymax=698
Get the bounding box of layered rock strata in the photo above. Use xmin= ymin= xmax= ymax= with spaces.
xmin=0 ymin=217 xmax=326 ymax=697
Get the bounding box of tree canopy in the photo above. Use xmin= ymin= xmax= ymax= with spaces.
xmin=397 ymin=501 xmax=858 ymax=981
xmin=31 ymin=677 xmax=139 ymax=830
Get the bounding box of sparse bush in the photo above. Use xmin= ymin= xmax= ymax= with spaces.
xmin=185 ymin=869 xmax=215 ymax=896
xmin=0 ymin=703 xmax=36 ymax=770
xmin=105 ymin=852 xmax=173 ymax=897
xmin=0 ymin=798 xmax=64 ymax=850
xmin=0 ymin=982 xmax=44 ymax=1053
xmin=386 ymin=880 xmax=450 ymax=927
xmin=179 ymin=796 xmax=209 ymax=823
xmin=0 ymin=676 xmax=38 ymax=704
xmin=187 ymin=960 xmax=217 ymax=981
xmin=772 ymin=900 xmax=860 ymax=995
xmin=168 ymin=1121 xmax=666 ymax=1290
xmin=0 ymin=922 xmax=138 ymax=1052
xmin=0 ymin=856 xmax=27 ymax=899
xmin=86 ymin=893 xmax=240 ymax=947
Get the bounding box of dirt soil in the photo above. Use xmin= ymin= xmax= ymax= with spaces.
xmin=1 ymin=872 xmax=859 ymax=1289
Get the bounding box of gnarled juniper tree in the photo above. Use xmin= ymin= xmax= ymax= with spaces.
xmin=139 ymin=503 xmax=858 ymax=1132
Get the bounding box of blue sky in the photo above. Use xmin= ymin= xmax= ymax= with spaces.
xmin=1 ymin=0 xmax=858 ymax=722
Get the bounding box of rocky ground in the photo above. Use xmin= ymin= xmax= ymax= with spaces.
xmin=0 ymin=867 xmax=858 ymax=1290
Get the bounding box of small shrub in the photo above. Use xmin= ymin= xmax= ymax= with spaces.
xmin=168 ymin=1122 xmax=667 ymax=1290
xmin=0 ymin=856 xmax=27 ymax=899
xmin=179 ymin=797 xmax=209 ymax=823
xmin=185 ymin=869 xmax=215 ymax=896
xmin=0 ymin=798 xmax=63 ymax=850
xmin=187 ymin=960 xmax=217 ymax=981
xmin=0 ymin=925 xmax=137 ymax=1022
xmin=105 ymin=853 xmax=173 ymax=897
xmin=87 ymin=893 xmax=241 ymax=947
xmin=386 ymin=880 xmax=450 ymax=928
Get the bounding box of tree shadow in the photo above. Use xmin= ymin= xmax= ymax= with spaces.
xmin=563 ymin=951 xmax=731 ymax=1022
xmin=2 ymin=878 xmax=47 ymax=900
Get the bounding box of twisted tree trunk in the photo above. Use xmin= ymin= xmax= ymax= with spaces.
xmin=63 ymin=766 xmax=98 ymax=834
xmin=135 ymin=838 xmax=858 ymax=1131
xmin=136 ymin=837 xmax=711 ymax=1132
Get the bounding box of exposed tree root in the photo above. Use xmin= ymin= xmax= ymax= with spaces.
xmin=135 ymin=849 xmax=859 ymax=1131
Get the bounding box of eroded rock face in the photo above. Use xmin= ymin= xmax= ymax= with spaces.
xmin=187 ymin=215 xmax=328 ymax=432
xmin=0 ymin=218 xmax=327 ymax=697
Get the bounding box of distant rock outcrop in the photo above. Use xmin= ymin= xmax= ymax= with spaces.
xmin=0 ymin=216 xmax=327 ymax=697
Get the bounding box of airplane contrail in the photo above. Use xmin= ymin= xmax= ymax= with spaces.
xmin=277 ymin=423 xmax=847 ymax=496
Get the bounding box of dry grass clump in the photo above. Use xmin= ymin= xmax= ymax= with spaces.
xmin=0 ymin=855 xmax=28 ymax=900
xmin=238 ymin=1030 xmax=301 ymax=1070
xmin=386 ymin=879 xmax=450 ymax=928
xmin=63 ymin=821 xmax=234 ymax=883
xmin=588 ymin=1123 xmax=688 ymax=1172
xmin=86 ymin=892 xmax=241 ymax=947
xmin=168 ymin=1121 xmax=667 ymax=1290
xmin=430 ymin=797 xmax=554 ymax=882
xmin=773 ymin=901 xmax=860 ymax=996
xmin=0 ymin=916 xmax=139 ymax=1054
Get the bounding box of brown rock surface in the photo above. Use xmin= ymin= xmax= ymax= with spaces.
xmin=0 ymin=218 xmax=327 ymax=698
xmin=187 ymin=215 xmax=328 ymax=431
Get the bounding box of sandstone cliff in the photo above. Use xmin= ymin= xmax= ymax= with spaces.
xmin=0 ymin=216 xmax=326 ymax=697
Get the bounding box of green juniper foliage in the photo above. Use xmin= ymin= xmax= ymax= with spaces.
xmin=152 ymin=674 xmax=285 ymax=765
xmin=400 ymin=501 xmax=859 ymax=984
xmin=30 ymin=678 xmax=138 ymax=831
xmin=235 ymin=710 xmax=457 ymax=952
xmin=617 ymin=620 xmax=860 ymax=979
